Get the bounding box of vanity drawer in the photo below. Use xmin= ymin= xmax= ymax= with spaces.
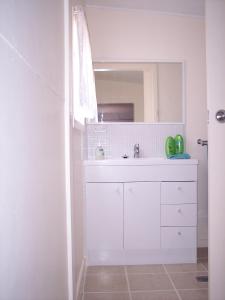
xmin=161 ymin=204 xmax=197 ymax=226
xmin=85 ymin=165 xmax=197 ymax=182
xmin=161 ymin=227 xmax=196 ymax=249
xmin=161 ymin=182 xmax=197 ymax=204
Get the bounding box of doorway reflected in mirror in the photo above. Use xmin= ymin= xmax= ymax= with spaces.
xmin=94 ymin=62 xmax=184 ymax=123
xmin=97 ymin=103 xmax=134 ymax=122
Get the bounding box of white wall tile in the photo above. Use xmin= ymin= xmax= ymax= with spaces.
xmin=85 ymin=123 xmax=184 ymax=159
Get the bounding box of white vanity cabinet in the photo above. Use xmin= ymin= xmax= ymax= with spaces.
xmin=86 ymin=183 xmax=123 ymax=250
xmin=124 ymin=182 xmax=160 ymax=250
xmin=86 ymin=182 xmax=161 ymax=252
xmin=160 ymin=181 xmax=197 ymax=249
xmin=84 ymin=158 xmax=198 ymax=265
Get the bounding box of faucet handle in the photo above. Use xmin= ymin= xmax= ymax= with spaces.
xmin=134 ymin=143 xmax=140 ymax=158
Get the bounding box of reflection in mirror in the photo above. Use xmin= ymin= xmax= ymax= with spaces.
xmin=94 ymin=62 xmax=183 ymax=123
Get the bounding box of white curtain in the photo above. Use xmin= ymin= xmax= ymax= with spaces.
xmin=72 ymin=6 xmax=97 ymax=125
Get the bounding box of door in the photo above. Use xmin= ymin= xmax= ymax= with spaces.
xmin=205 ymin=1 xmax=225 ymax=299
xmin=124 ymin=182 xmax=160 ymax=249
xmin=86 ymin=183 xmax=123 ymax=250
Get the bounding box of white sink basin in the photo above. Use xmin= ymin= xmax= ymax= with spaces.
xmin=84 ymin=157 xmax=198 ymax=166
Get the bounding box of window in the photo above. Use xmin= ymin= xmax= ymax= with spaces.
xmin=72 ymin=6 xmax=97 ymax=125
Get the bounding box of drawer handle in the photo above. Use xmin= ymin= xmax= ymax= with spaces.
xmin=177 ymin=186 xmax=182 ymax=191
xmin=177 ymin=231 xmax=182 ymax=236
xmin=177 ymin=208 xmax=182 ymax=213
xmin=116 ymin=188 xmax=120 ymax=194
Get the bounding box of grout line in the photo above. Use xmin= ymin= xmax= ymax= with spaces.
xmin=175 ymin=288 xmax=208 ymax=291
xmin=163 ymin=265 xmax=182 ymax=300
xmin=86 ymin=263 xmax=207 ymax=275
xmin=198 ymin=262 xmax=208 ymax=272
xmin=86 ymin=271 xmax=167 ymax=276
xmin=83 ymin=265 xmax=208 ymax=299
xmin=124 ymin=266 xmax=133 ymax=300
xmin=130 ymin=289 xmax=177 ymax=293
xmin=161 ymin=270 xmax=208 ymax=274
xmin=124 ymin=270 xmax=207 ymax=275
xmin=84 ymin=287 xmax=208 ymax=294
xmin=84 ymin=291 xmax=131 ymax=294
xmin=175 ymin=288 xmax=208 ymax=292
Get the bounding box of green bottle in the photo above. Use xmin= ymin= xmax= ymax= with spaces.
xmin=165 ymin=136 xmax=175 ymax=158
xmin=175 ymin=134 xmax=184 ymax=154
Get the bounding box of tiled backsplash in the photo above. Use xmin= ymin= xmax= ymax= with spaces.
xmin=85 ymin=123 xmax=184 ymax=160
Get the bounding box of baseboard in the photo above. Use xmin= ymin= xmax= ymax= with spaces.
xmin=87 ymin=249 xmax=197 ymax=266
xmin=76 ymin=257 xmax=87 ymax=298
xmin=197 ymin=214 xmax=208 ymax=247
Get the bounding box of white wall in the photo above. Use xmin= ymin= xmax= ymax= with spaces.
xmin=0 ymin=1 xmax=68 ymax=299
xmin=86 ymin=6 xmax=208 ymax=246
xmin=158 ymin=63 xmax=182 ymax=122
xmin=70 ymin=127 xmax=85 ymax=299
xmin=68 ymin=0 xmax=86 ymax=298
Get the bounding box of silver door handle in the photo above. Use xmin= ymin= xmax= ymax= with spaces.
xmin=215 ymin=110 xmax=225 ymax=123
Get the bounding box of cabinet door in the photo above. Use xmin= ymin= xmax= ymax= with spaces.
xmin=124 ymin=182 xmax=160 ymax=249
xmin=86 ymin=183 xmax=123 ymax=250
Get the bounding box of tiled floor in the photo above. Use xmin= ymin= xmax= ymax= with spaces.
xmin=79 ymin=248 xmax=208 ymax=300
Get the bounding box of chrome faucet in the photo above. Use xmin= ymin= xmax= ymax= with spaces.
xmin=134 ymin=143 xmax=140 ymax=158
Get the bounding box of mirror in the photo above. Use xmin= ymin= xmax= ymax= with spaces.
xmin=94 ymin=62 xmax=184 ymax=123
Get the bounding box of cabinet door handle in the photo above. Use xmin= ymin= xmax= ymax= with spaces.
xmin=177 ymin=208 xmax=182 ymax=213
xmin=116 ymin=188 xmax=120 ymax=194
xmin=177 ymin=186 xmax=182 ymax=191
xmin=128 ymin=187 xmax=133 ymax=193
xmin=177 ymin=231 xmax=182 ymax=236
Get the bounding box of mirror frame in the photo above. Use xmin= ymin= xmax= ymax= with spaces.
xmin=92 ymin=60 xmax=186 ymax=125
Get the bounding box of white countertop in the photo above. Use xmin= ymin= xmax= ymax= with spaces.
xmin=84 ymin=157 xmax=198 ymax=166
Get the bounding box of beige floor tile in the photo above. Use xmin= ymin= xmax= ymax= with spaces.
xmin=84 ymin=273 xmax=128 ymax=292
xmin=198 ymin=259 xmax=208 ymax=270
xmin=131 ymin=290 xmax=179 ymax=300
xmin=84 ymin=292 xmax=130 ymax=300
xmin=128 ymin=273 xmax=173 ymax=291
xmin=126 ymin=265 xmax=165 ymax=274
xmin=169 ymin=272 xmax=208 ymax=290
xmin=178 ymin=289 xmax=208 ymax=300
xmin=165 ymin=263 xmax=205 ymax=273
xmin=87 ymin=265 xmax=125 ymax=275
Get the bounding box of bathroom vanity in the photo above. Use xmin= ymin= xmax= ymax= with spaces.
xmin=84 ymin=158 xmax=198 ymax=265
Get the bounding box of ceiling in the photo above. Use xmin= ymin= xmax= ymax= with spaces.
xmin=85 ymin=0 xmax=205 ymax=16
